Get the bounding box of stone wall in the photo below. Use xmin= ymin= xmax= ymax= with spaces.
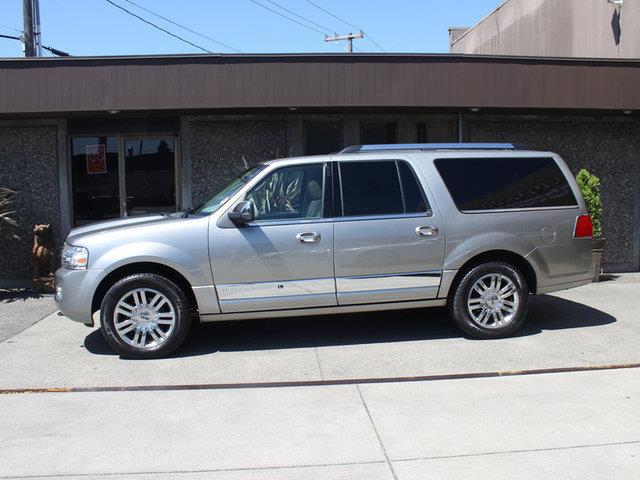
xmin=466 ymin=116 xmax=640 ymax=270
xmin=0 ymin=126 xmax=61 ymax=282
xmin=189 ymin=121 xmax=287 ymax=206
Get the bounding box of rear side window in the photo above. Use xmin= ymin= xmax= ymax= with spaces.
xmin=399 ymin=161 xmax=430 ymax=214
xmin=340 ymin=161 xmax=403 ymax=216
xmin=434 ymin=157 xmax=578 ymax=211
xmin=338 ymin=161 xmax=430 ymax=216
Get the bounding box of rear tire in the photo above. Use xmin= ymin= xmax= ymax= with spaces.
xmin=448 ymin=262 xmax=530 ymax=339
xmin=100 ymin=273 xmax=191 ymax=358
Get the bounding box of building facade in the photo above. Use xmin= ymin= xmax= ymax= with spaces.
xmin=450 ymin=0 xmax=640 ymax=58
xmin=1 ymin=53 xmax=639 ymax=284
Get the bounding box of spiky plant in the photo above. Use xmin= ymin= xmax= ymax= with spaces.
xmin=0 ymin=188 xmax=19 ymax=239
xmin=247 ymin=172 xmax=302 ymax=216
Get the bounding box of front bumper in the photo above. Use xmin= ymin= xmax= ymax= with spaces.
xmin=54 ymin=267 xmax=103 ymax=324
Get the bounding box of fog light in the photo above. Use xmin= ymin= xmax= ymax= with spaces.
xmin=55 ymin=284 xmax=63 ymax=301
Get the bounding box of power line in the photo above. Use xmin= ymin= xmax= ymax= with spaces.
xmin=0 ymin=33 xmax=21 ymax=41
xmin=120 ymin=0 xmax=242 ymax=53
xmin=248 ymin=0 xmax=325 ymax=36
xmin=261 ymin=0 xmax=336 ymax=34
xmin=304 ymin=0 xmax=386 ymax=52
xmin=0 ymin=33 xmax=69 ymax=56
xmin=104 ymin=0 xmax=213 ymax=54
xmin=0 ymin=24 xmax=22 ymax=34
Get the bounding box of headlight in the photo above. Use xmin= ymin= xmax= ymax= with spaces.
xmin=61 ymin=244 xmax=89 ymax=270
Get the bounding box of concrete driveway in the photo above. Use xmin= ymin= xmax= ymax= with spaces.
xmin=0 ymin=275 xmax=639 ymax=479
xmin=0 ymin=274 xmax=638 ymax=389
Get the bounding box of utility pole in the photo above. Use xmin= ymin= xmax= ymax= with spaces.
xmin=23 ymin=0 xmax=35 ymax=56
xmin=324 ymin=31 xmax=365 ymax=53
xmin=22 ymin=0 xmax=42 ymax=57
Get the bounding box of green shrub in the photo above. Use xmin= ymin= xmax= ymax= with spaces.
xmin=576 ymin=169 xmax=602 ymax=238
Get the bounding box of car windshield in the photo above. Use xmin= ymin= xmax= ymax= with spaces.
xmin=195 ymin=164 xmax=267 ymax=214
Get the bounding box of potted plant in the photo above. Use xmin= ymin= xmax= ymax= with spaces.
xmin=576 ymin=169 xmax=603 ymax=282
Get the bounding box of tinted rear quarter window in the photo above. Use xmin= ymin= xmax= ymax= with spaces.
xmin=399 ymin=161 xmax=430 ymax=214
xmin=434 ymin=157 xmax=577 ymax=211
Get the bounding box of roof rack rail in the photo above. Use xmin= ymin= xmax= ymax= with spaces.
xmin=339 ymin=143 xmax=525 ymax=153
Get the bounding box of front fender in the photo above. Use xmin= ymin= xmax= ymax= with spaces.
xmin=91 ymin=241 xmax=212 ymax=287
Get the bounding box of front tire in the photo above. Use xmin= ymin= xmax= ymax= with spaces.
xmin=448 ymin=262 xmax=530 ymax=339
xmin=100 ymin=273 xmax=191 ymax=358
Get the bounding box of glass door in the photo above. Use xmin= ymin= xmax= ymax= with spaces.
xmin=123 ymin=137 xmax=177 ymax=217
xmin=70 ymin=135 xmax=178 ymax=226
xmin=71 ymin=136 xmax=121 ymax=226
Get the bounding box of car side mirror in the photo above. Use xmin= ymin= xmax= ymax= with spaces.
xmin=228 ymin=200 xmax=255 ymax=225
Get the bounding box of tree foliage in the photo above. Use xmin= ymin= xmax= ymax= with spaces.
xmin=576 ymin=169 xmax=602 ymax=238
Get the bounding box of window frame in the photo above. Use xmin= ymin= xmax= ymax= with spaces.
xmin=434 ymin=156 xmax=580 ymax=214
xmin=336 ymin=159 xmax=432 ymax=220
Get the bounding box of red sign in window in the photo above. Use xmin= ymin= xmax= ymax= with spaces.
xmin=86 ymin=144 xmax=107 ymax=174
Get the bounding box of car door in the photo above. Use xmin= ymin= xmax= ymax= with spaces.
xmin=209 ymin=162 xmax=336 ymax=313
xmin=333 ymin=159 xmax=446 ymax=305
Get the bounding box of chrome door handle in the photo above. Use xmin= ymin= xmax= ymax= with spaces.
xmin=416 ymin=225 xmax=438 ymax=237
xmin=296 ymin=232 xmax=321 ymax=244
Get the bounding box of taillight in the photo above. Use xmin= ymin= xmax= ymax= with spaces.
xmin=574 ymin=214 xmax=593 ymax=238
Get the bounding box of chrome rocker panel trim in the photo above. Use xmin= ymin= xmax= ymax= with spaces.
xmin=200 ymin=298 xmax=447 ymax=322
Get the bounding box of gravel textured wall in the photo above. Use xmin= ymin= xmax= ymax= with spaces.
xmin=190 ymin=121 xmax=287 ymax=206
xmin=467 ymin=117 xmax=640 ymax=270
xmin=0 ymin=126 xmax=60 ymax=282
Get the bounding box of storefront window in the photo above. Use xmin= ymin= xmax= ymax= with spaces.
xmin=304 ymin=121 xmax=343 ymax=155
xmin=70 ymin=136 xmax=177 ymax=226
xmin=360 ymin=121 xmax=398 ymax=144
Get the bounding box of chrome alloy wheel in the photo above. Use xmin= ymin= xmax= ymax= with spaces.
xmin=467 ymin=273 xmax=520 ymax=329
xmin=113 ymin=288 xmax=176 ymax=350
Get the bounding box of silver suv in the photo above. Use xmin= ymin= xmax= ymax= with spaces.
xmin=55 ymin=144 xmax=594 ymax=358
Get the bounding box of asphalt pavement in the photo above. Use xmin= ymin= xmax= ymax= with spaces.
xmin=0 ymin=289 xmax=55 ymax=342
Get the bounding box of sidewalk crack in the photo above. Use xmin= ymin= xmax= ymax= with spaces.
xmin=313 ymin=347 xmax=325 ymax=380
xmin=356 ymin=384 xmax=398 ymax=480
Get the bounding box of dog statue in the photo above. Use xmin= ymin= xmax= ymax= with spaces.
xmin=32 ymin=224 xmax=57 ymax=279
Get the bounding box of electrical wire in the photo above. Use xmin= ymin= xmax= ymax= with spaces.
xmin=0 ymin=33 xmax=21 ymax=41
xmin=0 ymin=33 xmax=70 ymax=56
xmin=0 ymin=24 xmax=22 ymax=34
xmin=261 ymin=0 xmax=336 ymax=34
xmin=248 ymin=0 xmax=326 ymax=36
xmin=105 ymin=0 xmax=213 ymax=53
xmin=120 ymin=0 xmax=242 ymax=53
xmin=304 ymin=0 xmax=386 ymax=52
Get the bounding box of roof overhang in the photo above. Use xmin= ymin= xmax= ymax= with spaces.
xmin=1 ymin=53 xmax=639 ymax=116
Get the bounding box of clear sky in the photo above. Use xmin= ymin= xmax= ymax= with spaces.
xmin=0 ymin=0 xmax=502 ymax=57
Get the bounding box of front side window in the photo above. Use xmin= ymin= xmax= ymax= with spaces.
xmin=435 ymin=157 xmax=578 ymax=211
xmin=245 ymin=163 xmax=324 ymax=221
xmin=196 ymin=164 xmax=267 ymax=214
